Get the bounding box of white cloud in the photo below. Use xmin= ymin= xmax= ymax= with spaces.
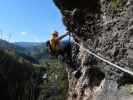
xmin=19 ymin=32 xmax=41 ymax=42
xmin=21 ymin=32 xmax=28 ymax=35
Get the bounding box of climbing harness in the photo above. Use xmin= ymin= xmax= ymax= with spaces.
xmin=72 ymin=40 xmax=133 ymax=76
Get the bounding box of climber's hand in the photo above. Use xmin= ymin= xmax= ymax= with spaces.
xmin=65 ymin=32 xmax=70 ymax=36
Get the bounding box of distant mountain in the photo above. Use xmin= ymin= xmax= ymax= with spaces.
xmin=0 ymin=39 xmax=39 ymax=64
xmin=14 ymin=42 xmax=42 ymax=47
xmin=13 ymin=42 xmax=49 ymax=59
xmin=14 ymin=42 xmax=46 ymax=55
xmin=0 ymin=39 xmax=29 ymax=55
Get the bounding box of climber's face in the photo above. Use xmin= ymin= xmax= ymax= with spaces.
xmin=52 ymin=32 xmax=59 ymax=38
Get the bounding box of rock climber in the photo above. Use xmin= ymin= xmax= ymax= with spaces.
xmin=47 ymin=31 xmax=71 ymax=58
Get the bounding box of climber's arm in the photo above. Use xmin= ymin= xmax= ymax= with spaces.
xmin=58 ymin=32 xmax=69 ymax=40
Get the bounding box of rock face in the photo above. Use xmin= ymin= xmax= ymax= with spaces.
xmin=54 ymin=0 xmax=133 ymax=100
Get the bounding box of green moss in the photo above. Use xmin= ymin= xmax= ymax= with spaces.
xmin=111 ymin=0 xmax=121 ymax=8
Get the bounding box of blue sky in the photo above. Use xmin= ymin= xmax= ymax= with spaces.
xmin=0 ymin=0 xmax=66 ymax=42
